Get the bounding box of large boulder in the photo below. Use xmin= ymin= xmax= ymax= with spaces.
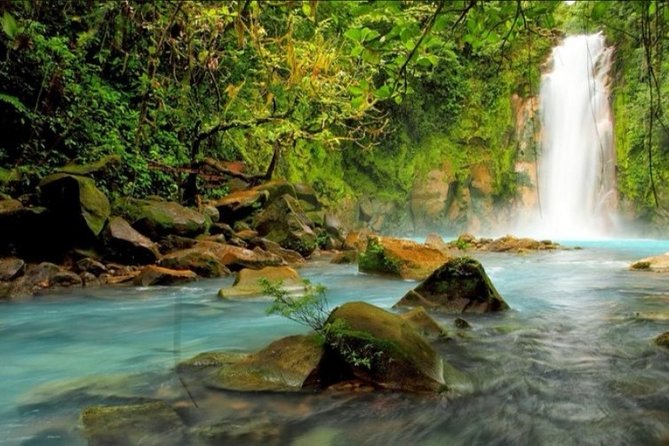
xmin=0 ymin=262 xmax=80 ymax=299
xmin=39 ymin=173 xmax=110 ymax=239
xmin=395 ymin=257 xmax=509 ymax=313
xmin=218 ymin=266 xmax=302 ymax=298
xmin=133 ymin=265 xmax=197 ymax=286
xmin=482 ymin=235 xmax=559 ymax=252
xmin=159 ymin=247 xmax=230 ymax=278
xmin=253 ymin=194 xmax=317 ymax=257
xmin=116 ymin=197 xmax=209 ymax=238
xmin=358 ymin=237 xmax=450 ymax=280
xmin=80 ymin=401 xmax=185 ymax=446
xmin=656 ymin=331 xmax=669 ymax=348
xmin=104 ymin=216 xmax=160 ymax=264
xmin=206 ymin=334 xmax=324 ymax=392
xmin=211 ymin=189 xmax=269 ymax=224
xmin=0 ymin=257 xmax=25 ymax=281
xmin=631 ymin=253 xmax=669 ymax=272
xmin=321 ymin=302 xmax=446 ymax=392
xmin=252 ymin=180 xmax=297 ymax=203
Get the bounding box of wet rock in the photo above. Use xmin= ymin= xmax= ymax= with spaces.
xmin=330 ymin=250 xmax=357 ymax=264
xmin=294 ymin=183 xmax=322 ymax=210
xmin=0 ymin=206 xmax=55 ymax=257
xmin=80 ymin=271 xmax=100 ymax=287
xmin=219 ymin=266 xmax=302 ymax=298
xmin=424 ymin=233 xmax=450 ymax=253
xmin=253 ymin=194 xmax=317 ymax=257
xmin=209 ymin=222 xmax=235 ymax=239
xmin=104 ymin=216 xmax=160 ymax=264
xmin=76 ymin=258 xmax=107 ymax=276
xmin=631 ymin=253 xmax=669 ymax=272
xmin=400 ymin=307 xmax=448 ymax=340
xmin=0 ymin=257 xmax=25 ymax=281
xmin=0 ymin=197 xmax=22 ymax=212
xmin=235 ymin=229 xmax=258 ymax=242
xmin=177 ymin=351 xmax=250 ymax=372
xmin=454 ymin=318 xmax=472 ymax=329
xmin=395 ymin=257 xmax=509 ymax=313
xmin=51 ymin=271 xmax=83 ymax=288
xmin=133 ymin=265 xmax=197 ymax=286
xmin=252 ymin=180 xmax=297 ymax=203
xmin=342 ymin=229 xmax=376 ymax=252
xmin=191 ymin=417 xmax=282 ymax=446
xmin=483 ymin=235 xmax=558 ymax=252
xmin=116 ymin=197 xmax=209 ymax=238
xmin=0 ymin=262 xmax=62 ymax=299
xmin=321 ymin=301 xmax=446 ymax=392
xmin=80 ymin=401 xmax=185 ymax=446
xmin=201 ymin=205 xmax=220 ymax=223
xmin=39 ymin=173 xmax=110 ymax=239
xmin=358 ymin=237 xmax=450 ymax=280
xmin=254 ymin=238 xmax=304 ymax=264
xmin=656 ymin=331 xmax=669 ymax=348
xmin=159 ymin=247 xmax=230 ymax=278
xmin=207 ymin=334 xmax=324 ymax=392
xmin=212 ymin=189 xmax=269 ymax=224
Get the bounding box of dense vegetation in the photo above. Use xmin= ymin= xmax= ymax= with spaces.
xmin=0 ymin=1 xmax=667 ymax=229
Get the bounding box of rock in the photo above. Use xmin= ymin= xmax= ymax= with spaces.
xmin=343 ymin=229 xmax=376 ymax=252
xmin=424 ymin=233 xmax=450 ymax=252
xmin=219 ymin=266 xmax=302 ymax=298
xmin=39 ymin=173 xmax=110 ymax=239
xmin=80 ymin=401 xmax=185 ymax=446
xmin=116 ymin=197 xmax=209 ymax=238
xmin=104 ymin=216 xmax=160 ymax=264
xmin=191 ymin=417 xmax=282 ymax=446
xmin=51 ymin=271 xmax=83 ymax=288
xmin=195 ymin=241 xmax=284 ymax=271
xmin=470 ymin=163 xmax=494 ymax=196
xmin=159 ymin=247 xmax=230 ymax=278
xmin=211 ymin=189 xmax=269 ymax=224
xmin=201 ymin=205 xmax=220 ymax=223
xmin=0 ymin=257 xmax=25 ymax=281
xmin=0 ymin=262 xmax=62 ymax=299
xmin=400 ymin=307 xmax=448 ymax=340
xmin=0 ymin=206 xmax=56 ymax=257
xmin=358 ymin=237 xmax=450 ymax=280
xmin=294 ymin=183 xmax=322 ymax=210
xmin=252 ymin=180 xmax=297 ymax=203
xmin=133 ymin=265 xmax=197 ymax=286
xmin=56 ymin=155 xmax=122 ymax=177
xmin=207 ymin=334 xmax=324 ymax=392
xmin=76 ymin=258 xmax=108 ymax=275
xmin=158 ymin=234 xmax=198 ymax=254
xmin=631 ymin=253 xmax=669 ymax=272
xmin=482 ymin=235 xmax=558 ymax=252
xmin=656 ymin=331 xmax=669 ymax=348
xmin=0 ymin=198 xmax=22 ymax=212
xmin=235 ymin=229 xmax=258 ymax=241
xmin=322 ymin=302 xmax=446 ymax=392
xmin=209 ymin=222 xmax=235 ymax=239
xmin=330 ymin=250 xmax=357 ymax=264
xmin=253 ymin=194 xmax=317 ymax=257
xmin=80 ymin=271 xmax=100 ymax=287
xmin=395 ymin=257 xmax=509 ymax=313
xmin=254 ymin=238 xmax=304 ymax=264
xmin=454 ymin=318 xmax=472 ymax=329
xmin=324 ymin=213 xmax=342 ymax=237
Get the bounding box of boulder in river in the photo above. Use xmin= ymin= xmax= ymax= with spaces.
xmin=159 ymin=246 xmax=230 ymax=278
xmin=218 ymin=265 xmax=302 ymax=298
xmin=206 ymin=334 xmax=324 ymax=392
xmin=194 ymin=240 xmax=284 ymax=271
xmin=320 ymin=301 xmax=446 ymax=392
xmin=631 ymin=253 xmax=669 ymax=272
xmin=395 ymin=257 xmax=509 ymax=313
xmin=358 ymin=236 xmax=450 ymax=280
xmin=212 ymin=189 xmax=269 ymax=224
xmin=655 ymin=331 xmax=669 ymax=348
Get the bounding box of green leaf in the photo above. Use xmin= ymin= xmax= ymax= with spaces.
xmin=350 ymin=45 xmax=363 ymax=57
xmin=374 ymin=85 xmax=392 ymax=99
xmin=351 ymin=96 xmax=364 ymax=110
xmin=649 ymin=1 xmax=656 ymax=15
xmin=1 ymin=11 xmax=18 ymax=39
xmin=302 ymin=2 xmax=312 ymax=18
xmin=348 ymin=85 xmax=363 ymax=96
xmin=432 ymin=15 xmax=449 ymax=33
xmin=344 ymin=28 xmax=363 ymax=42
xmin=0 ymin=93 xmax=30 ymax=116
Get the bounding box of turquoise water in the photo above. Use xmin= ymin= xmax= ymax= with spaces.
xmin=2 ymin=239 xmax=669 ymax=445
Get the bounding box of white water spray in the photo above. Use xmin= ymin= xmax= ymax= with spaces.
xmin=537 ymin=33 xmax=616 ymax=239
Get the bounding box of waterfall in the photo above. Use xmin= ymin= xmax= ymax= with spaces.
xmin=537 ymin=33 xmax=616 ymax=239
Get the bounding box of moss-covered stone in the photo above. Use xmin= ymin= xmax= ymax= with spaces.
xmin=159 ymin=247 xmax=230 ymax=278
xmin=39 ymin=173 xmax=111 ymax=238
xmin=630 ymin=253 xmax=669 ymax=272
xmin=133 ymin=265 xmax=197 ymax=286
xmin=115 ymin=197 xmax=209 ymax=238
xmin=104 ymin=216 xmax=161 ymax=264
xmin=358 ymin=236 xmax=450 ymax=280
xmin=207 ymin=334 xmax=324 ymax=392
xmin=218 ymin=266 xmax=301 ymax=298
xmin=322 ymin=301 xmax=446 ymax=392
xmin=395 ymin=257 xmax=509 ymax=313
xmin=655 ymin=331 xmax=669 ymax=348
xmin=253 ymin=194 xmax=317 ymax=257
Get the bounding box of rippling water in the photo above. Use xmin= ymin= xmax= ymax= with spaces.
xmin=2 ymin=239 xmax=669 ymax=445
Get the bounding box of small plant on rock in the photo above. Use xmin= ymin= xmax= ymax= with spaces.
xmin=261 ymin=278 xmax=329 ymax=333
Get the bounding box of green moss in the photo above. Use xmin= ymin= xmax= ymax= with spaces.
xmin=358 ymin=238 xmax=401 ymax=276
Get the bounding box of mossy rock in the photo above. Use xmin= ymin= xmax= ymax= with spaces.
xmin=656 ymin=331 xmax=669 ymax=348
xmin=253 ymin=194 xmax=317 ymax=257
xmin=104 ymin=216 xmax=160 ymax=265
xmin=322 ymin=301 xmax=446 ymax=392
xmin=252 ymin=180 xmax=297 ymax=203
xmin=400 ymin=307 xmax=448 ymax=340
xmin=133 ymin=265 xmax=197 ymax=286
xmin=115 ymin=197 xmax=209 ymax=238
xmin=80 ymin=401 xmax=185 ymax=446
xmin=39 ymin=173 xmax=110 ymax=238
xmin=395 ymin=257 xmax=509 ymax=313
xmin=56 ymin=154 xmax=122 ymax=177
xmin=218 ymin=266 xmax=301 ymax=298
xmin=159 ymin=247 xmax=231 ymax=278
xmin=207 ymin=334 xmax=324 ymax=392
xmin=358 ymin=237 xmax=450 ymax=280
xmin=630 ymin=253 xmax=669 ymax=272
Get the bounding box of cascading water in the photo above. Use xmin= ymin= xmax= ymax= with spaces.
xmin=537 ymin=33 xmax=617 ymax=238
